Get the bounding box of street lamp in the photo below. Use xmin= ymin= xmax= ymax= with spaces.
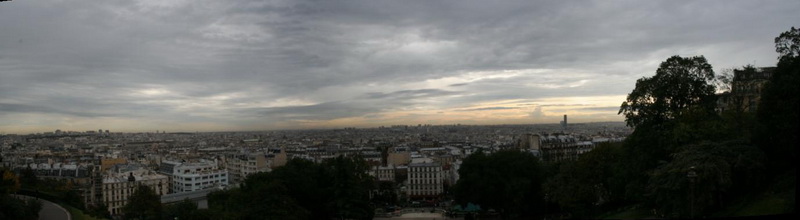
xmin=687 ymin=166 xmax=697 ymax=218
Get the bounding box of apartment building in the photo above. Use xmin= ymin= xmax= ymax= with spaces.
xmin=407 ymin=162 xmax=443 ymax=199
xmin=168 ymin=160 xmax=228 ymax=193
xmin=224 ymin=153 xmax=269 ymax=184
xmin=372 ymin=165 xmax=396 ymax=182
xmin=100 ymin=167 xmax=169 ymax=216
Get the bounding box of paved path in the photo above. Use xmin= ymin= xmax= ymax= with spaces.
xmin=374 ymin=209 xmax=453 ymax=220
xmin=14 ymin=195 xmax=71 ymax=220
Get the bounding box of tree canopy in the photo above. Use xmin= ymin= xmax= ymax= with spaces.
xmin=596 ymin=28 xmax=799 ymax=218
xmin=775 ymin=26 xmax=799 ymax=61
xmin=544 ymin=143 xmax=624 ymax=218
xmin=207 ymin=156 xmax=374 ymax=220
xmin=453 ymin=150 xmax=545 ymax=219
xmin=646 ymin=141 xmax=764 ymax=217
xmin=619 ymin=55 xmax=716 ymax=128
xmin=162 ymin=199 xmax=211 ymax=220
xmin=123 ymin=184 xmax=162 ymax=220
xmin=1 ymin=168 xmax=41 ymax=220
xmin=756 ymin=26 xmax=800 ymax=173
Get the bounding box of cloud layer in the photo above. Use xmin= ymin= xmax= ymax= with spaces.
xmin=1 ymin=0 xmax=798 ymax=133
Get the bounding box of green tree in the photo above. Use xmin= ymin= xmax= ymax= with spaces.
xmin=323 ymin=156 xmax=374 ymax=220
xmin=453 ymin=150 xmax=545 ymax=219
xmin=756 ymin=26 xmax=800 ymax=174
xmin=0 ymin=168 xmax=41 ymax=220
xmin=0 ymin=196 xmax=42 ymax=220
xmin=775 ymin=26 xmax=799 ymax=61
xmin=208 ymin=156 xmax=374 ymax=219
xmin=615 ymin=55 xmax=721 ymax=205
xmin=18 ymin=167 xmax=37 ymax=189
xmin=544 ymin=143 xmax=623 ymax=218
xmin=619 ymin=55 xmax=716 ymax=129
xmin=647 ymin=141 xmax=764 ymax=217
xmin=259 ymin=158 xmax=331 ymax=219
xmin=371 ymin=181 xmax=398 ymax=206
xmin=162 ymin=199 xmax=207 ymax=220
xmin=1 ymin=168 xmax=20 ymax=194
xmin=123 ymin=184 xmax=161 ymax=220
xmin=86 ymin=201 xmax=111 ymax=219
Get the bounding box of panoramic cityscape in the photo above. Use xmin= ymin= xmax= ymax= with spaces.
xmin=1 ymin=0 xmax=797 ymax=219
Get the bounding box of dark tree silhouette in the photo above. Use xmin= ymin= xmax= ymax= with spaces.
xmin=756 ymin=27 xmax=800 ymax=173
xmin=453 ymin=150 xmax=545 ymax=219
xmin=775 ymin=27 xmax=799 ymax=61
xmin=207 ymin=156 xmax=374 ymax=220
xmin=619 ymin=55 xmax=716 ymax=128
xmin=122 ymin=185 xmax=161 ymax=220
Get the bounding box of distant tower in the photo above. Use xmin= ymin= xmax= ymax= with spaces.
xmin=561 ymin=114 xmax=568 ymax=130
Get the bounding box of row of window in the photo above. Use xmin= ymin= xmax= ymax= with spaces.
xmin=409 ymin=179 xmax=440 ymax=184
xmin=409 ymin=173 xmax=440 ymax=179
xmin=409 ymin=190 xmax=441 ymax=195
xmin=411 ymin=167 xmax=440 ymax=172
xmin=409 ymin=185 xmax=442 ymax=190
xmin=179 ymin=173 xmax=227 ymax=182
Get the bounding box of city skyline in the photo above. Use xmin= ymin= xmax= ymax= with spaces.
xmin=2 ymin=0 xmax=799 ymax=134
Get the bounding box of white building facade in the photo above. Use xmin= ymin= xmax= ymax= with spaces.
xmin=170 ymin=160 xmax=229 ymax=193
xmin=407 ymin=162 xmax=443 ymax=199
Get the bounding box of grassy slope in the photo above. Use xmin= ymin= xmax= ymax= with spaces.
xmin=596 ymin=206 xmax=653 ymax=219
xmin=61 ymin=203 xmax=107 ymax=220
xmin=713 ymin=188 xmax=796 ymax=217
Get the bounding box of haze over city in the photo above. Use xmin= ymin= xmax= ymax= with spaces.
xmin=1 ymin=0 xmax=798 ymax=134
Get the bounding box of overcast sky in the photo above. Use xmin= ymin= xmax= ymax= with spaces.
xmin=1 ymin=0 xmax=797 ymax=134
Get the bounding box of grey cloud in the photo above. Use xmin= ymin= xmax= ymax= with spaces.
xmin=457 ymin=107 xmax=520 ymax=112
xmin=1 ymin=0 xmax=798 ymax=132
xmin=579 ymin=106 xmax=622 ymax=112
xmin=540 ymin=104 xmax=594 ymax=107
xmin=364 ymin=89 xmax=460 ymax=99
xmin=243 ymin=88 xmax=462 ymax=121
xmin=247 ymin=101 xmax=377 ymax=121
xmin=0 ymin=103 xmax=115 ymax=118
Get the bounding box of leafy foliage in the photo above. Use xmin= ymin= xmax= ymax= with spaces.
xmin=619 ymin=55 xmax=716 ymax=128
xmin=775 ymin=26 xmax=799 ymax=61
xmin=123 ymin=184 xmax=162 ymax=220
xmin=85 ymin=201 xmax=111 ymax=219
xmin=371 ymin=181 xmax=398 ymax=207
xmin=18 ymin=167 xmax=37 ymax=189
xmin=647 ymin=141 xmax=764 ymax=217
xmin=208 ymin=156 xmax=374 ymax=220
xmin=162 ymin=199 xmax=210 ymax=220
xmin=544 ymin=143 xmax=623 ymax=218
xmin=613 ymin=55 xmax=725 ymax=205
xmin=1 ymin=168 xmax=20 ymax=194
xmin=0 ymin=196 xmax=42 ymax=220
xmin=596 ymin=27 xmax=800 ymax=218
xmin=0 ymin=168 xmax=41 ymax=220
xmin=453 ymin=150 xmax=545 ymax=218
xmin=756 ymin=27 xmax=800 ymax=173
